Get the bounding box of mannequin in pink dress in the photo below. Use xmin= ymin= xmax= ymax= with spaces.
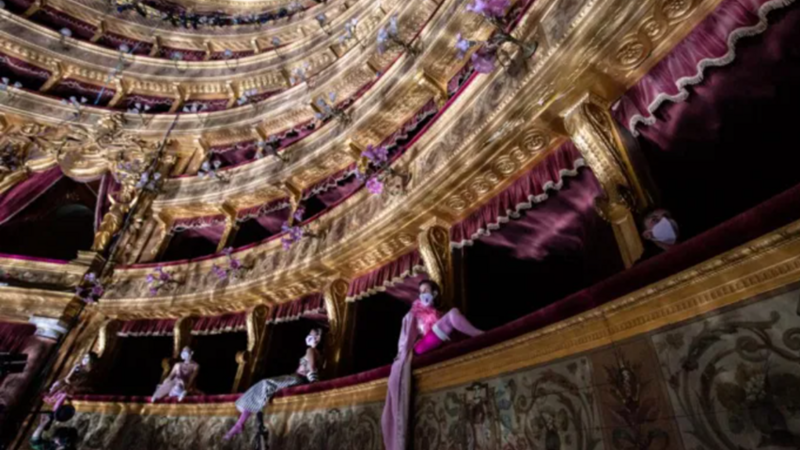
xmin=382 ymin=280 xmax=483 ymax=450
xmin=151 ymin=346 xmax=200 ymax=402
xmin=44 ymin=352 xmax=98 ymax=412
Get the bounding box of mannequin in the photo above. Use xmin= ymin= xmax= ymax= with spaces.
xmin=224 ymin=328 xmax=323 ymax=440
xmin=151 ymin=346 xmax=200 ymax=402
xmin=44 ymin=352 xmax=98 ymax=412
xmin=382 ymin=280 xmax=483 ymax=450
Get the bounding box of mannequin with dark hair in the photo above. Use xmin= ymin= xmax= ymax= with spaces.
xmin=382 ymin=278 xmax=483 ymax=450
xmin=43 ymin=352 xmax=98 ymax=413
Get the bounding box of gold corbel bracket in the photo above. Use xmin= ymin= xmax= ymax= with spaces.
xmin=225 ymin=81 xmax=239 ymax=109
xmin=90 ymin=21 xmax=106 ymax=43
xmin=40 ymin=63 xmax=68 ymax=93
xmin=168 ymin=83 xmax=190 ymax=114
xmin=107 ymin=78 xmax=131 ymax=108
xmin=203 ymin=41 xmax=213 ymax=61
xmin=415 ymin=70 xmax=448 ymax=108
xmin=250 ymin=38 xmax=261 ymax=54
xmin=23 ymin=0 xmax=44 ymax=17
xmin=149 ymin=37 xmax=162 ymax=57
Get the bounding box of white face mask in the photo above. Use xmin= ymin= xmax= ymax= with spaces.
xmin=180 ymin=351 xmax=191 ymax=361
xmin=419 ymin=292 xmax=435 ymax=306
xmin=306 ymin=335 xmax=318 ymax=347
xmin=652 ymin=217 xmax=677 ymax=245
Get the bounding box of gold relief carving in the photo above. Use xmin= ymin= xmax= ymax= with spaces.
xmin=173 ymin=316 xmax=196 ymax=357
xmin=640 ymin=16 xmax=666 ymax=39
xmin=661 ymin=0 xmax=695 ymax=22
xmin=520 ymin=128 xmax=549 ymax=154
xmin=615 ymin=38 xmax=649 ymax=69
xmin=492 ymin=156 xmax=518 ymax=176
xmin=469 ymin=177 xmax=492 ymax=195
xmin=418 ymin=225 xmax=454 ymax=309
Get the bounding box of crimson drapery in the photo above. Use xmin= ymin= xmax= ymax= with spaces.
xmin=192 ymin=312 xmax=246 ymax=335
xmin=613 ymin=0 xmax=795 ymax=135
xmin=116 ymin=294 xmax=326 ymax=337
xmin=346 ymin=250 xmax=426 ymax=302
xmin=0 ymin=167 xmax=62 ymax=226
xmin=450 ymin=142 xmax=585 ymax=248
xmin=268 ymin=293 xmax=325 ymax=324
xmin=171 ymin=215 xmax=227 ymax=233
xmin=117 ymin=319 xmax=177 ymax=337
xmin=0 ymin=322 xmax=36 ymax=352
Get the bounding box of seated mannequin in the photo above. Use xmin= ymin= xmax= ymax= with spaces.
xmin=642 ymin=208 xmax=680 ymax=251
xmin=382 ymin=280 xmax=483 ymax=450
xmin=151 ymin=346 xmax=199 ymax=403
xmin=224 ymin=328 xmax=323 ymax=440
xmin=44 ymin=352 xmax=98 ymax=412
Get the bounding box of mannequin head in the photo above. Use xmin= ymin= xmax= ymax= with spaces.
xmin=179 ymin=346 xmax=193 ymax=362
xmin=305 ymin=328 xmax=322 ymax=348
xmin=418 ymin=280 xmax=441 ymax=307
xmin=80 ymin=352 xmax=98 ymax=370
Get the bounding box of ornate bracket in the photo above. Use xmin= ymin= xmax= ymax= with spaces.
xmin=233 ymin=304 xmax=269 ymax=392
xmin=564 ymin=94 xmax=650 ymax=267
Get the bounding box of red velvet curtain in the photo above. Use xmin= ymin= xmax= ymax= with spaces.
xmin=613 ymin=0 xmax=794 ymax=135
xmin=268 ymin=293 xmax=325 ymax=324
xmin=345 ymin=250 xmax=426 ymax=302
xmin=118 ymin=319 xmax=176 ymax=337
xmin=192 ymin=312 xmax=246 ymax=335
xmin=0 ymin=167 xmax=62 ymax=226
xmin=450 ymin=142 xmax=585 ymax=248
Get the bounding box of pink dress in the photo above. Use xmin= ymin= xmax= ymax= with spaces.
xmin=382 ymin=301 xmax=442 ymax=450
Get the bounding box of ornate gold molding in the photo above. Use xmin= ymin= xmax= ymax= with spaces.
xmin=418 ymin=224 xmax=454 ymax=309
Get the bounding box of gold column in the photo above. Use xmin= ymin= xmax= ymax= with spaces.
xmin=418 ymin=224 xmax=456 ymax=310
xmin=322 ymin=278 xmax=351 ymax=378
xmin=93 ymin=319 xmax=121 ymax=383
xmin=564 ymin=95 xmax=652 ymax=268
xmin=232 ymin=305 xmax=269 ymax=392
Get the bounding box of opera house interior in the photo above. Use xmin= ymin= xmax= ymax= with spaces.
xmin=1 ymin=0 xmax=800 ymax=447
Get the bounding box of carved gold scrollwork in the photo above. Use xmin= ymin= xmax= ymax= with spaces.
xmin=418 ymin=225 xmax=454 ymax=309
xmin=661 ymin=0 xmax=695 ymax=22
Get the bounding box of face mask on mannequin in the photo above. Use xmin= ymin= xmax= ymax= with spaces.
xmin=181 ymin=350 xmax=191 ymax=361
xmin=419 ymin=292 xmax=436 ymax=307
xmin=651 ymin=217 xmax=677 ymax=245
xmin=306 ymin=334 xmax=318 ymax=347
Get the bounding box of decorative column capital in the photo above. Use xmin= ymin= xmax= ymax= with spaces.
xmin=564 ymin=93 xmax=649 ymax=267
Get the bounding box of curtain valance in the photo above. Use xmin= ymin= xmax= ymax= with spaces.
xmin=0 ymin=167 xmax=62 ymax=226
xmin=346 ymin=250 xmax=426 ymax=302
xmin=450 ymin=142 xmax=585 ymax=248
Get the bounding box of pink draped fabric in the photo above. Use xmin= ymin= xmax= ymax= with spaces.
xmin=118 ymin=319 xmax=177 ymax=337
xmin=346 ymin=251 xmax=426 ymax=302
xmin=382 ymin=311 xmax=418 ymax=450
xmin=613 ymin=0 xmax=795 ymax=135
xmin=450 ymin=142 xmax=585 ymax=248
xmin=0 ymin=167 xmax=62 ymax=226
xmin=192 ymin=312 xmax=246 ymax=335
xmin=268 ymin=293 xmax=325 ymax=324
